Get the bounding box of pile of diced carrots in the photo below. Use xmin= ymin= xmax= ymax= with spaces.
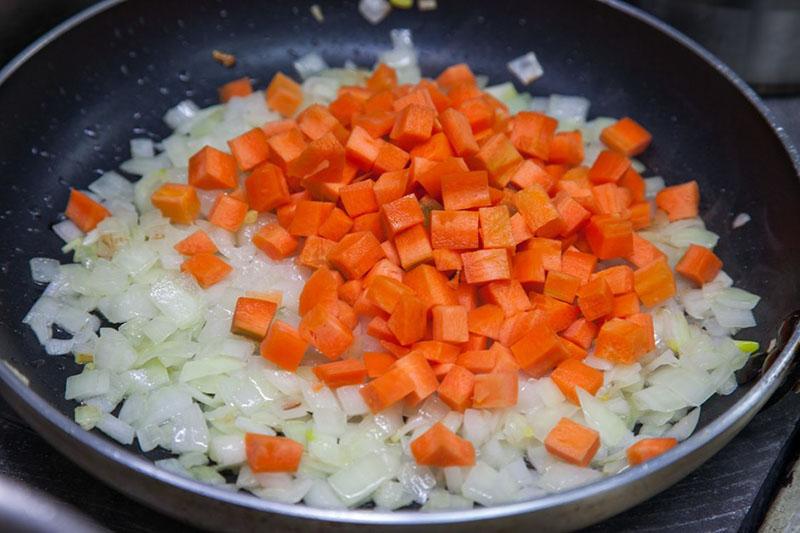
xmin=63 ymin=62 xmax=723 ymax=472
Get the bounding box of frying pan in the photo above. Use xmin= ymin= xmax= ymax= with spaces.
xmin=0 ymin=0 xmax=798 ymax=530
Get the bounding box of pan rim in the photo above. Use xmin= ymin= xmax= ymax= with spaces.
xmin=0 ymin=0 xmax=798 ymax=527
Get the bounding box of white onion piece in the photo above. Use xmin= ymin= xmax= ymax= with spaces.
xmin=359 ymin=0 xmax=391 ymax=25
xmin=508 ymin=52 xmax=544 ymax=85
xmin=732 ymin=213 xmax=751 ymax=229
xmin=29 ymin=258 xmax=60 ymax=284
xmin=294 ymin=53 xmax=328 ymax=80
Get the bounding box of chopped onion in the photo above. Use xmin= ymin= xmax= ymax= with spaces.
xmin=294 ymin=52 xmax=328 ymax=80
xmin=52 ymin=220 xmax=83 ymax=243
xmin=359 ymin=0 xmax=391 ymax=25
xmin=29 ymin=258 xmax=60 ymax=284
xmin=732 ymin=213 xmax=751 ymax=229
xmin=644 ymin=176 xmax=665 ymax=199
xmin=508 ymin=52 xmax=544 ymax=85
xmin=130 ymin=138 xmax=155 ymax=159
xmin=164 ymin=100 xmax=199 ymax=129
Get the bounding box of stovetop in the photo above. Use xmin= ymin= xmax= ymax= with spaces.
xmin=0 ymin=2 xmax=799 ymax=532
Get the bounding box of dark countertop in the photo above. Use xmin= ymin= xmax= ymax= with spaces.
xmin=1 ymin=2 xmax=799 ymax=532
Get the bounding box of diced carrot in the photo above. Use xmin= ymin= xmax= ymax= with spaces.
xmin=440 ymin=108 xmax=479 ymax=157
xmin=298 ymin=266 xmax=339 ymax=316
xmin=595 ymin=318 xmax=651 ymax=363
xmin=381 ymin=339 xmax=411 ymax=357
xmin=228 ymin=128 xmax=270 ymax=171
xmin=591 ymin=265 xmax=635 ymax=295
xmin=440 ymin=170 xmax=491 ymax=211
xmin=467 ymin=304 xmax=504 ymax=340
xmin=297 ymin=104 xmax=348 ymax=142
xmin=360 ymin=366 xmax=415 ymax=412
xmin=180 ymin=253 xmax=231 ymax=288
xmin=381 ymin=194 xmax=424 ymax=237
xmin=470 ymin=133 xmax=524 ymax=185
xmin=389 ymin=104 xmax=435 ymax=149
xmin=432 ymin=248 xmax=463 ymax=272
xmin=259 ymin=320 xmax=309 ymax=371
xmin=402 ymin=264 xmax=459 ymax=312
xmin=612 ymin=292 xmax=641 ymax=317
xmin=601 ymin=117 xmax=653 ymax=157
xmin=477 ymin=205 xmax=514 ymax=249
xmin=560 ymin=248 xmax=597 ymax=284
xmin=625 ymin=233 xmax=666 ymax=268
xmin=418 ymin=79 xmax=451 ymax=112
xmin=496 ymin=310 xmax=541 ymax=346
xmin=364 ymin=352 xmax=396 ymax=378
xmin=327 ymin=231 xmax=386 ymax=280
xmin=430 ymin=305 xmax=469 ymax=344
xmin=373 ymin=140 xmax=410 ymax=174
xmin=208 ymin=194 xmax=249 ymax=232
xmin=174 ymin=230 xmax=217 ymax=256
xmin=436 ymin=63 xmax=476 ymax=91
xmin=387 ymin=294 xmax=428 ymax=346
xmin=328 ymin=92 xmax=364 ymax=127
xmin=245 ymin=433 xmax=303 ymax=473
xmin=413 ymin=340 xmax=460 ymax=364
xmin=544 ymin=418 xmax=600 ymax=467
xmin=553 ymin=192 xmax=591 ymax=237
xmin=633 ymin=257 xmax=676 ymax=307
xmin=525 ymin=237 xmax=562 ymax=271
xmin=219 ymin=77 xmax=253 ymax=102
xmin=473 ymin=372 xmax=518 ymax=408
xmin=392 ymin=87 xmax=436 ymax=113
xmin=316 ymin=207 xmax=352 ymax=242
xmin=512 ymin=250 xmax=545 ymax=285
xmin=561 ymin=318 xmax=598 ymax=349
xmin=365 ymin=63 xmax=397 ymax=93
xmin=458 ymin=96 xmax=494 ymax=132
xmin=267 ymin=128 xmax=307 ymax=176
xmin=588 ymin=150 xmax=630 ymax=184
xmin=456 ymin=282 xmax=478 ymax=311
xmin=244 ymin=162 xmax=290 ymax=211
xmin=252 ymin=223 xmax=298 ymax=260
xmin=461 ymin=248 xmax=511 ymax=284
xmin=365 ymin=275 xmax=415 ymax=315
xmin=266 ymin=72 xmax=302 ymax=117
xmin=550 ymin=358 xmax=604 ymax=404
xmin=628 ymin=312 xmax=655 ymax=351
xmin=364 ymin=258 xmax=404 ymax=286
xmin=232 ymin=297 xmax=277 ymax=339
xmin=373 ymin=169 xmax=409 ymax=205
xmin=410 ymin=132 xmax=455 ymax=161
xmin=288 ymin=133 xmax=346 ymax=184
xmin=619 ymin=167 xmax=646 ymax=203
xmin=275 ymin=190 xmax=308 ymax=228
xmin=349 ymin=212 xmax=383 ymax=241
xmin=627 ymin=437 xmax=677 ymax=465
xmin=560 ymin=337 xmax=588 ymax=361
xmin=64 ymin=189 xmax=110 ymax=232
xmin=460 ymin=333 xmax=488 ymax=352
xmin=393 ymin=350 xmax=439 ymax=406
xmin=627 ymin=202 xmax=651 ymax=230
xmin=437 ymin=365 xmax=475 ymax=411
xmin=429 ymin=210 xmax=479 ymax=250
xmin=336 ymin=181 xmax=377 ymax=219
xmin=432 ymin=362 xmax=455 ymax=381
xmin=591 ymin=183 xmax=626 ymax=216
xmin=296 ymin=235 xmax=336 ymax=269
xmin=507 ymin=213 xmax=532 ymax=248
xmin=152 ymin=184 xmax=203 ymax=228
xmin=675 ymin=244 xmax=723 ymax=286
xmin=337 ymin=279 xmax=362 ymax=307
xmin=456 ymin=349 xmax=495 ymax=374
xmin=313 ymin=359 xmax=367 ymax=388
xmin=480 ymin=279 xmax=532 ymax=317
xmin=584 ymin=215 xmax=633 ymax=259
xmin=352 ymin=110 xmax=395 ymax=138
xmin=548 ymin=131 xmax=584 ymax=166
xmin=260 ymin=119 xmax=299 ymax=139
xmin=511 ymin=324 xmax=569 ymax=377
xmin=286 ymin=200 xmax=333 ymax=237
xmin=393 ymin=224 xmax=432 ymax=270
xmin=510 ymin=111 xmax=557 ymax=159
xmin=410 ymin=422 xmax=475 ymax=467
xmin=544 ymin=270 xmax=582 ymax=304
xmin=515 ymin=184 xmax=564 ymax=237
xmin=413 ymin=156 xmax=468 ymax=199
xmin=655 ymin=180 xmax=700 ymax=221
xmin=366 ymin=316 xmax=396 ymax=342
xmin=188 ymin=146 xmax=238 ymax=190
xmin=532 ymin=294 xmax=581 ymax=333
xmin=299 ymin=303 xmax=354 ymax=359
xmin=576 ymin=277 xmax=615 ymax=321
xmin=345 ymin=125 xmax=383 ymax=171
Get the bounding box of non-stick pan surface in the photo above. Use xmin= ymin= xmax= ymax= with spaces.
xmin=0 ymin=0 xmax=798 ymax=531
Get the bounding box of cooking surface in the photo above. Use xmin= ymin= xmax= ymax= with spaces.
xmin=0 ymin=1 xmax=799 ymax=531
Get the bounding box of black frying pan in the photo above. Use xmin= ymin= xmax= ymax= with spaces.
xmin=0 ymin=0 xmax=798 ymax=531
